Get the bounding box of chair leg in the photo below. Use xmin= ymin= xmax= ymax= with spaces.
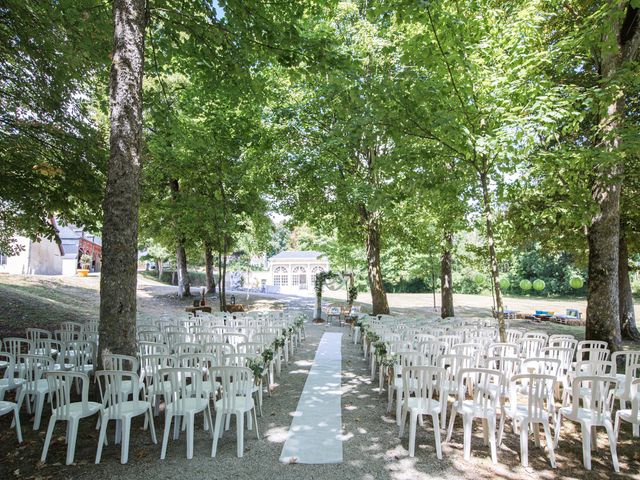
xmin=605 ymin=421 xmax=619 ymax=473
xmin=121 ymin=416 xmax=132 ymax=464
xmin=41 ymin=416 xmax=56 ymax=462
xmin=253 ymin=407 xmax=260 ymax=439
xmin=13 ymin=406 xmax=22 ymax=443
xmin=211 ymin=411 xmax=223 ymax=457
xmin=542 ymin=421 xmax=556 ymax=468
xmin=160 ymin=414 xmax=172 ymax=460
xmin=441 ymin=395 xmax=448 ymax=431
xmin=66 ymin=419 xmax=79 ymax=465
xmin=237 ymin=412 xmax=244 ymax=458
xmin=520 ymin=421 xmax=529 ymax=467
xmin=554 ymin=413 xmax=562 ymax=448
xmin=580 ymin=423 xmax=592 ymax=470
xmin=432 ymin=413 xmax=442 ymax=460
xmin=186 ymin=413 xmax=194 ymax=459
xmin=408 ymin=411 xmax=418 ymax=457
xmin=497 ymin=412 xmax=505 ymax=446
xmin=33 ymin=393 xmax=46 ymax=430
xmin=148 ymin=407 xmax=158 ymax=444
xmin=488 ymin=416 xmax=497 ymax=464
xmin=614 ymin=412 xmax=621 ymax=441
xmin=533 ymin=422 xmax=541 ymax=448
xmin=482 ymin=418 xmax=489 ymax=446
xmin=399 ymin=405 xmax=407 ymax=437
xmin=463 ymin=416 xmax=472 ymax=460
xmin=446 ymin=409 xmax=456 ymax=443
xmin=95 ymin=415 xmax=109 ymax=464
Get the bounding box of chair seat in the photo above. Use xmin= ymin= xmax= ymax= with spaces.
xmin=454 ymin=399 xmax=497 ymax=418
xmin=559 ymin=406 xmax=613 ymax=425
xmin=506 ymin=404 xmax=551 ymax=423
xmin=102 ymin=401 xmax=152 ymax=419
xmin=165 ymin=398 xmax=209 ymax=415
xmin=52 ymin=401 xmax=101 ymax=419
xmin=214 ymin=396 xmax=254 ymax=414
xmin=0 ymin=378 xmax=24 ymax=390
xmin=616 ymin=408 xmax=640 ymax=423
xmin=406 ymin=397 xmax=442 ymax=414
xmin=0 ymin=400 xmax=18 ymax=415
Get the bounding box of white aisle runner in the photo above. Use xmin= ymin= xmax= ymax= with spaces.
xmin=280 ymin=332 xmax=343 ymax=464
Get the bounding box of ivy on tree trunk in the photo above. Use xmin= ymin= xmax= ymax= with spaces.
xmin=440 ymin=231 xmax=454 ymax=318
xmin=99 ymin=0 xmax=146 ymax=360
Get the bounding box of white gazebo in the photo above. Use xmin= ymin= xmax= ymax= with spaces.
xmin=267 ymin=250 xmax=330 ymax=295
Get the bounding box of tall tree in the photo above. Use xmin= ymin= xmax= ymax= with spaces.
xmin=99 ymin=0 xmax=147 ymax=358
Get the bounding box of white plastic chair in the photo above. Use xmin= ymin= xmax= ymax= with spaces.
xmin=612 ymin=351 xmax=640 ymax=409
xmin=95 ymin=370 xmax=157 ymax=464
xmin=417 ymin=340 xmax=446 ymax=367
xmin=210 ymin=366 xmax=259 ymax=458
xmin=499 ymin=373 xmax=556 ymax=467
xmin=438 ymin=353 xmax=474 ymax=430
xmin=41 ymin=371 xmax=101 ymax=464
xmin=0 ymin=352 xmax=24 ymax=401
xmin=518 ymin=337 xmax=545 ymax=359
xmin=486 ymin=342 xmax=519 ymax=358
xmin=446 ymin=368 xmax=502 ymax=463
xmin=555 ymin=375 xmax=619 ymax=472
xmin=398 ymin=365 xmax=445 ymax=459
xmin=159 ymin=367 xmax=213 ymax=459
xmin=387 ymin=351 xmax=424 ymax=425
xmin=16 ymin=354 xmax=55 ymax=429
xmin=0 ymin=399 xmax=22 ymax=443
xmin=140 ymin=354 xmax=176 ymax=416
xmin=615 ymin=375 xmax=640 ymax=438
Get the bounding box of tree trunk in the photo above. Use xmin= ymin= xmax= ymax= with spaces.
xmin=204 ymin=242 xmax=216 ymax=294
xmin=619 ymin=229 xmax=639 ymax=340
xmin=440 ymin=231 xmax=455 ymax=318
xmin=359 ymin=206 xmax=389 ymax=315
xmin=218 ymin=252 xmax=223 ymax=310
xmin=98 ymin=0 xmax=146 ymax=361
xmin=157 ymin=257 xmax=163 ymax=278
xmin=176 ymin=239 xmax=190 ymax=298
xmin=479 ymin=171 xmax=506 ymax=342
xmin=584 ymin=1 xmax=638 ymax=352
xmin=221 ymin=251 xmax=227 ymax=310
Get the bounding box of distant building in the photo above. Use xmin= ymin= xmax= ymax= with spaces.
xmin=0 ymin=219 xmax=102 ymax=276
xmin=260 ymin=250 xmax=330 ymax=295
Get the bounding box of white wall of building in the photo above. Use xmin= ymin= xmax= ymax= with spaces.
xmin=0 ymin=236 xmax=64 ymax=275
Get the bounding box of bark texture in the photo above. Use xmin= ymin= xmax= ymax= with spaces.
xmin=586 ymin=2 xmax=639 ymax=351
xmin=479 ymin=171 xmax=506 ymax=342
xmin=360 ymin=207 xmax=390 ymax=315
xmin=440 ymin=231 xmax=455 ymax=318
xmin=204 ymin=243 xmax=216 ymax=294
xmin=98 ymin=0 xmax=146 ymax=360
xmin=619 ymin=231 xmax=639 ymax=339
xmin=176 ymin=239 xmax=190 ymax=298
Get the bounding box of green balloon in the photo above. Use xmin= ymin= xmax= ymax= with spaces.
xmin=473 ymin=273 xmax=484 ymax=285
xmin=519 ymin=279 xmax=532 ymax=291
xmin=569 ymin=276 xmax=584 ymax=289
xmin=499 ymin=278 xmax=510 ymax=290
xmin=533 ymin=279 xmax=546 ymax=291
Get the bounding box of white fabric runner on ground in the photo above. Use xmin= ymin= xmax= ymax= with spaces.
xmin=280 ymin=332 xmax=343 ymax=464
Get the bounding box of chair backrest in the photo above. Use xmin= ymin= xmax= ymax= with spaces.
xmin=166 ymin=332 xmax=191 ymax=347
xmin=60 ymin=321 xmax=84 ymax=333
xmin=158 ymin=367 xmax=206 ymax=411
xmin=487 ymin=342 xmax=520 ymax=358
xmin=417 ymin=341 xmax=447 ymax=366
xmin=209 ymin=366 xmax=254 ymax=412
xmin=19 ymin=354 xmax=54 ymax=391
xmin=65 ymin=341 xmax=97 ymax=371
xmin=194 ymin=332 xmax=220 ymax=344
xmin=630 ymin=378 xmax=640 ymax=419
xmin=612 ymin=350 xmax=640 ymax=374
xmin=438 ymin=335 xmax=462 ymax=353
xmin=577 ymin=347 xmax=610 ymax=363
xmin=139 ymin=341 xmax=170 ymax=357
xmin=173 ymin=342 xmax=201 ymax=356
xmin=457 ymin=368 xmax=503 ymax=412
xmin=96 ymin=370 xmax=143 ymax=414
xmin=518 ymin=338 xmax=545 ymax=358
xmin=508 ymin=373 xmax=556 ymax=420
xmin=138 ymin=331 xmax=163 ymax=343
xmin=45 ymin=371 xmax=91 ymax=419
xmin=179 ymin=352 xmax=215 ymax=372
xmin=238 ymin=342 xmax=265 ymax=355
xmin=26 ymin=328 xmax=51 ymax=342
xmin=615 ymin=362 xmax=640 ymax=400
xmin=224 ymin=353 xmax=256 ymax=367
xmin=202 ymin=342 xmax=235 ymax=364
xmin=505 ymin=329 xmax=524 ymax=344
xmin=569 ymin=375 xmax=617 ymax=421
xmin=103 ymin=353 xmax=138 ymax=372
xmin=577 ymin=340 xmax=608 ymax=351
xmin=388 ymin=340 xmax=414 ymax=354
xmin=0 ymin=351 xmax=17 ymax=382
xmin=54 ymin=329 xmax=81 ymax=343
xmin=523 ymin=331 xmax=548 ymax=344
xmin=521 ymin=357 xmax=561 ymax=377
xmin=223 ymin=333 xmax=248 ymax=348
xmin=3 ymin=337 xmax=32 ymax=357
xmin=541 ymin=347 xmax=574 ymax=374
xmin=402 ymin=365 xmax=445 ymax=411
xmin=140 ymin=354 xmax=176 ymax=388
xmin=438 ymin=354 xmax=474 ymax=384
xmin=548 ymin=336 xmax=578 ymax=352
xmin=574 ymin=360 xmax=614 ymax=377
xmin=451 ymin=343 xmax=482 ymax=365
xmin=485 ymin=356 xmax=521 ymax=386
